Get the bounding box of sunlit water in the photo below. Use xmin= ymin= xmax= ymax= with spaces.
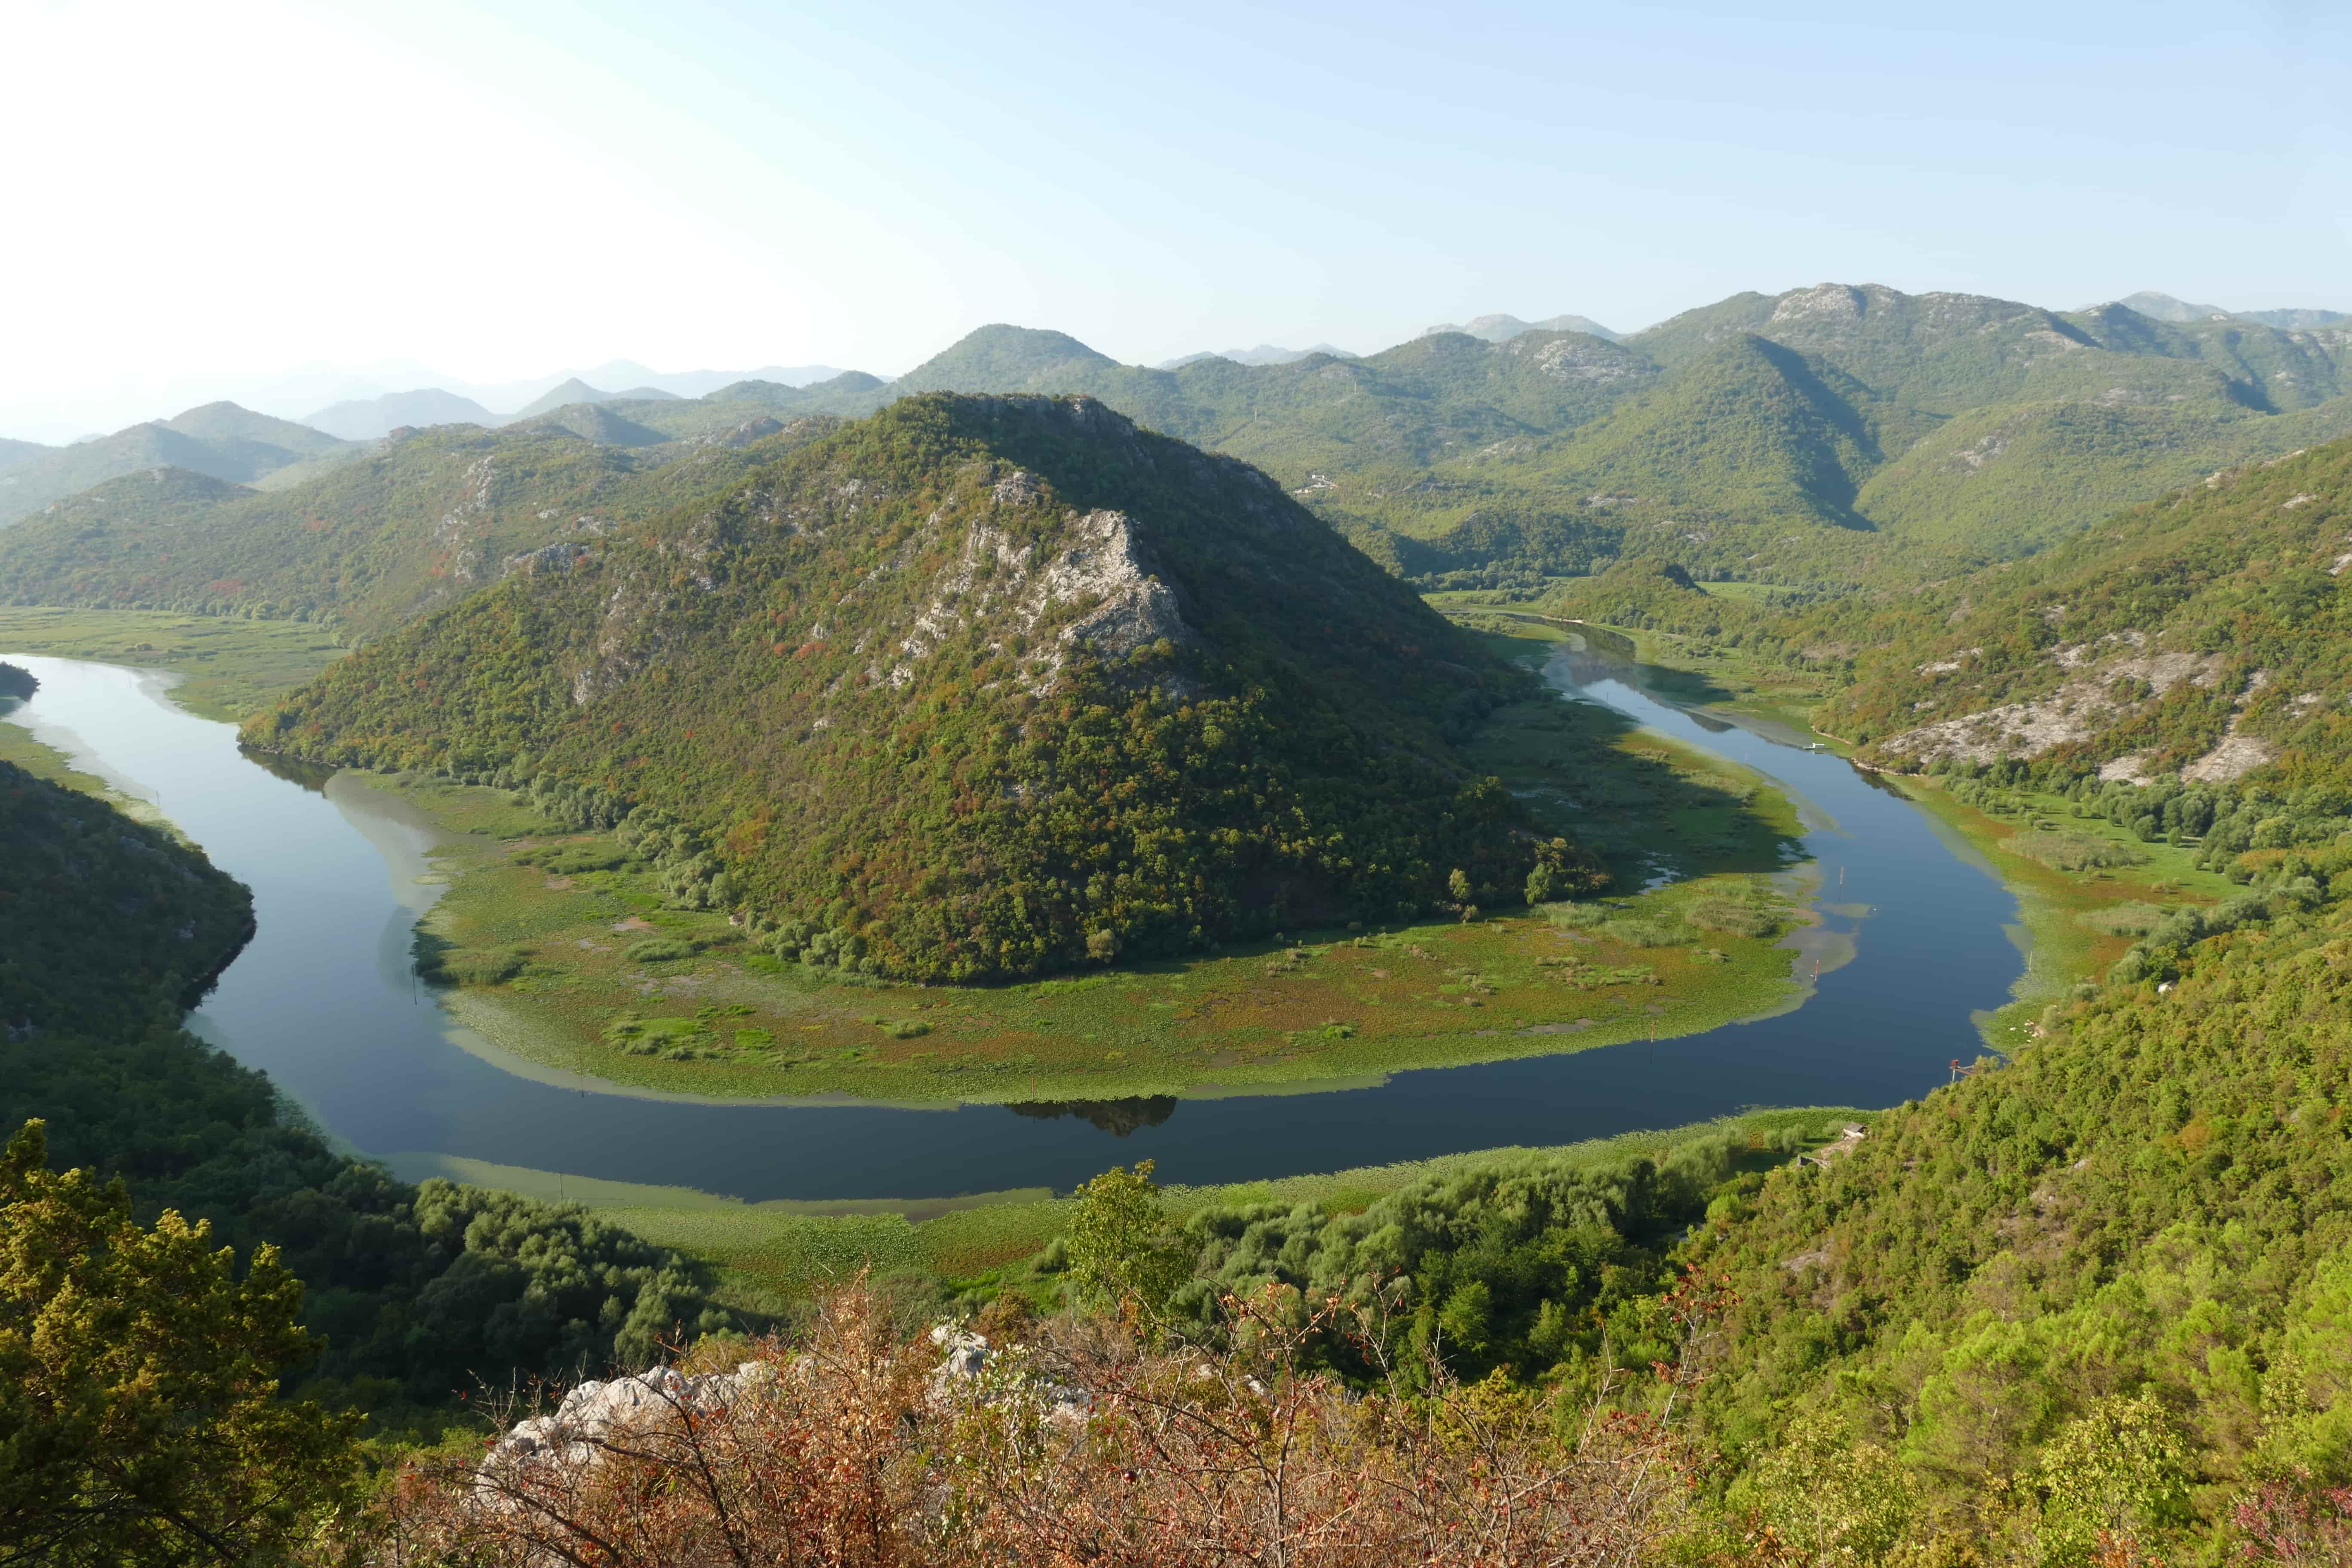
xmin=0 ymin=648 xmax=2022 ymax=1200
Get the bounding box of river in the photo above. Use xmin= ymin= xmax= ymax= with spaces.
xmin=0 ymin=645 xmax=2023 ymax=1200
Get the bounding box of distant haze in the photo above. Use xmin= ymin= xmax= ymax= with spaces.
xmin=5 ymin=3 xmax=2348 ymax=445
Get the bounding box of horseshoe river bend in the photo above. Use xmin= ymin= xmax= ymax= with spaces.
xmin=0 ymin=641 xmax=2025 ymax=1201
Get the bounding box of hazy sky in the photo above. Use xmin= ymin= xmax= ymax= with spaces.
xmin=6 ymin=0 xmax=2350 ymax=441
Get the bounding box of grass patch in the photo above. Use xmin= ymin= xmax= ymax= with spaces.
xmin=2080 ymin=901 xmax=2167 ymax=936
xmin=2008 ymin=831 xmax=2149 ymax=872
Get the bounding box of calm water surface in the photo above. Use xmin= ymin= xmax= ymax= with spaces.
xmin=1 ymin=648 xmax=2022 ymax=1200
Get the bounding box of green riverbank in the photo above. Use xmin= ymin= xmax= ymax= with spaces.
xmin=391 ymin=1106 xmax=1878 ymax=1306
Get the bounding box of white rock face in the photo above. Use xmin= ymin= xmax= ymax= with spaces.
xmin=477 ymin=1362 xmax=777 ymax=1494
xmin=479 ymin=1329 xmax=1083 ymax=1500
xmin=1883 ymin=639 xmax=2225 ymax=768
xmin=2182 ymin=733 xmax=2276 ymax=783
xmin=893 ymin=496 xmax=1195 ymax=696
xmin=926 ymin=1324 xmax=1089 ymax=1423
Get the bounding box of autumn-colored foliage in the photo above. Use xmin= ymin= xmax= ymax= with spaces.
xmin=356 ymin=1273 xmax=1718 ymax=1567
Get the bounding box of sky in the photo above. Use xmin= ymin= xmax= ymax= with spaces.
xmin=5 ymin=0 xmax=2350 ymax=442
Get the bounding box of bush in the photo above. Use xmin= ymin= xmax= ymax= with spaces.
xmin=624 ymin=937 xmax=697 ymax=964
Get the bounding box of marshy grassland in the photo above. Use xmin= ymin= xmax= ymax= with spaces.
xmin=1887 ymin=772 xmax=2235 ymax=1051
xmin=1430 ymin=591 xmax=1841 ymax=737
xmin=0 ymin=606 xmax=345 ymax=721
xmin=386 ymin=759 xmax=1810 ymax=1103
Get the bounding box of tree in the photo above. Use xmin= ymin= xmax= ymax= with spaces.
xmin=1062 ymin=1161 xmax=1190 ymax=1317
xmin=2033 ymin=1394 xmax=2190 ymax=1563
xmin=1447 ymin=867 xmax=1479 ymax=922
xmin=1742 ymin=1411 xmax=1918 ymax=1563
xmin=0 ymin=1121 xmax=358 ymax=1567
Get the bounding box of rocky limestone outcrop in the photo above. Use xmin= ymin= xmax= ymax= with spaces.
xmin=477 ymin=1327 xmax=1083 ymax=1501
xmin=1880 ymin=634 xmax=2228 ymax=768
xmin=476 ymin=1361 xmax=778 ymax=1499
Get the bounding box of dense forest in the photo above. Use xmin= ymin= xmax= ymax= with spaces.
xmin=245 ymin=394 xmax=1597 ymax=981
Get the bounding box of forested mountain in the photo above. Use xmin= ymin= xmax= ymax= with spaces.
xmin=246 ymin=394 xmax=1578 ymax=981
xmin=0 ymin=417 xmax=841 ymax=637
xmin=858 ymin=294 xmax=2352 ymax=585
xmin=0 ymin=402 xmax=353 ymax=527
xmin=1816 ymin=433 xmax=2352 ymax=786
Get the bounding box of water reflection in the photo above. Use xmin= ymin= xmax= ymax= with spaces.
xmin=1007 ymin=1096 xmax=1180 ymax=1136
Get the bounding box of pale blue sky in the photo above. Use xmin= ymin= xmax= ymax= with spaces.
xmin=6 ymin=0 xmax=2349 ymax=438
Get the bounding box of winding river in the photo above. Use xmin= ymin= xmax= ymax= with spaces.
xmin=1 ymin=644 xmax=2024 ymax=1200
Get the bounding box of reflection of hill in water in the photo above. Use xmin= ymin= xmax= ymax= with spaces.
xmin=1006 ymin=1096 xmax=1179 ymax=1137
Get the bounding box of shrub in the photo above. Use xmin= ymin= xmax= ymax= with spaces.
xmin=624 ymin=937 xmax=697 ymax=964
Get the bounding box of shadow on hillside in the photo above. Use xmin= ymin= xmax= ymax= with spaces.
xmin=1450 ymin=632 xmax=1806 ymax=891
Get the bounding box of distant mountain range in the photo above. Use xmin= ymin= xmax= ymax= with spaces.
xmin=1422 ymin=313 xmax=1624 ymax=344
xmin=12 ymin=280 xmax=2352 ymax=606
xmin=0 ymin=403 xmax=353 ymax=527
xmin=303 ymin=388 xmax=501 ymax=441
xmin=2098 ymin=291 xmax=2351 ymax=331
xmin=301 ymin=368 xmax=845 ymax=440
xmin=1157 ymin=344 xmax=1359 ymax=369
